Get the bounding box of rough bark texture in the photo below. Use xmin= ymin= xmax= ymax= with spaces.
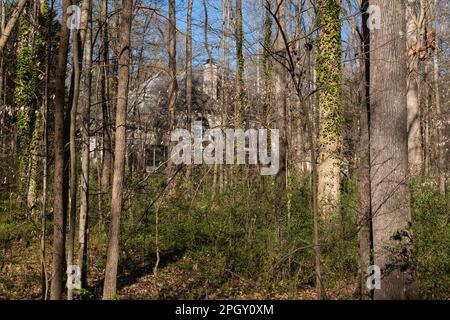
xmin=186 ymin=0 xmax=193 ymax=132
xmin=78 ymin=19 xmax=92 ymax=290
xmin=235 ymin=0 xmax=245 ymax=127
xmin=166 ymin=0 xmax=178 ymax=181
xmin=316 ymin=0 xmax=343 ymax=220
xmin=431 ymin=3 xmax=445 ymax=194
xmin=102 ymin=0 xmax=132 ymax=300
xmin=263 ymin=0 xmax=272 ymax=129
xmin=100 ymin=0 xmax=112 ymax=192
xmin=67 ymin=0 xmax=90 ymax=299
xmin=50 ymin=0 xmax=71 ymax=300
xmin=67 ymin=18 xmax=81 ymax=302
xmin=273 ymin=0 xmax=287 ymax=187
xmin=370 ymin=0 xmax=418 ymax=300
xmin=406 ymin=0 xmax=424 ymax=174
xmin=356 ymin=0 xmax=372 ymax=299
xmin=185 ymin=0 xmax=193 ymax=179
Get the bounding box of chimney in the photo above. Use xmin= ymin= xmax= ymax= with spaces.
xmin=202 ymin=59 xmax=218 ymax=100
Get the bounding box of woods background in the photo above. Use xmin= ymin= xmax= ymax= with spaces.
xmin=0 ymin=0 xmax=448 ymax=300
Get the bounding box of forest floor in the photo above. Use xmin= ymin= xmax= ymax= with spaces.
xmin=0 ymin=235 xmax=357 ymax=300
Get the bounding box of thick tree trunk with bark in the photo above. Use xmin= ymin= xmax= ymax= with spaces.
xmin=406 ymin=0 xmax=424 ymax=174
xmin=316 ymin=0 xmax=343 ymax=220
xmin=103 ymin=0 xmax=132 ymax=300
xmin=50 ymin=0 xmax=71 ymax=300
xmin=369 ymin=0 xmax=418 ymax=300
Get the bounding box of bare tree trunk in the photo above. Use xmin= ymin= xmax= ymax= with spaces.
xmin=406 ymin=0 xmax=424 ymax=174
xmin=40 ymin=0 xmax=53 ymax=298
xmin=102 ymin=0 xmax=132 ymax=300
xmin=273 ymin=0 xmax=287 ymax=187
xmin=41 ymin=96 xmax=49 ymax=300
xmin=185 ymin=0 xmax=193 ymax=179
xmin=67 ymin=18 xmax=81 ymax=303
xmin=166 ymin=0 xmax=178 ymax=181
xmin=0 ymin=0 xmax=28 ymax=53
xmin=356 ymin=0 xmax=372 ymax=299
xmin=0 ymin=0 xmax=4 ymax=109
xmin=370 ymin=0 xmax=418 ymax=300
xmin=202 ymin=0 xmax=219 ymax=196
xmin=50 ymin=0 xmax=71 ymax=300
xmin=221 ymin=0 xmax=231 ymax=186
xmin=78 ymin=3 xmax=92 ymax=292
xmin=100 ymin=0 xmax=112 ymax=194
xmin=67 ymin=0 xmax=90 ymax=300
xmin=263 ymin=0 xmax=272 ymax=130
xmin=235 ymin=0 xmax=245 ymax=127
xmin=0 ymin=0 xmax=4 ymax=154
xmin=431 ymin=1 xmax=445 ymax=194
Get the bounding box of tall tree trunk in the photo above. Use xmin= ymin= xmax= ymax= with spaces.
xmin=263 ymin=0 xmax=272 ymax=130
xmin=185 ymin=0 xmax=193 ymax=179
xmin=406 ymin=0 xmax=424 ymax=174
xmin=431 ymin=1 xmax=445 ymax=194
xmin=102 ymin=0 xmax=132 ymax=300
xmin=14 ymin=2 xmax=44 ymax=213
xmin=100 ymin=0 xmax=112 ymax=194
xmin=50 ymin=0 xmax=71 ymax=300
xmin=356 ymin=0 xmax=372 ymax=299
xmin=370 ymin=0 xmax=418 ymax=300
xmin=273 ymin=0 xmax=287 ymax=187
xmin=221 ymin=0 xmax=231 ymax=186
xmin=67 ymin=0 xmax=90 ymax=300
xmin=67 ymin=16 xmax=81 ymax=303
xmin=235 ymin=0 xmax=245 ymax=127
xmin=0 ymin=0 xmax=4 ymax=155
xmin=166 ymin=0 xmax=178 ymax=181
xmin=78 ymin=2 xmax=92 ymax=291
xmin=0 ymin=0 xmax=28 ymax=53
xmin=316 ymin=0 xmax=343 ymax=221
xmin=40 ymin=0 xmax=53 ymax=299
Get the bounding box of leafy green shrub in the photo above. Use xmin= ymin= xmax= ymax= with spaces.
xmin=411 ymin=178 xmax=450 ymax=299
